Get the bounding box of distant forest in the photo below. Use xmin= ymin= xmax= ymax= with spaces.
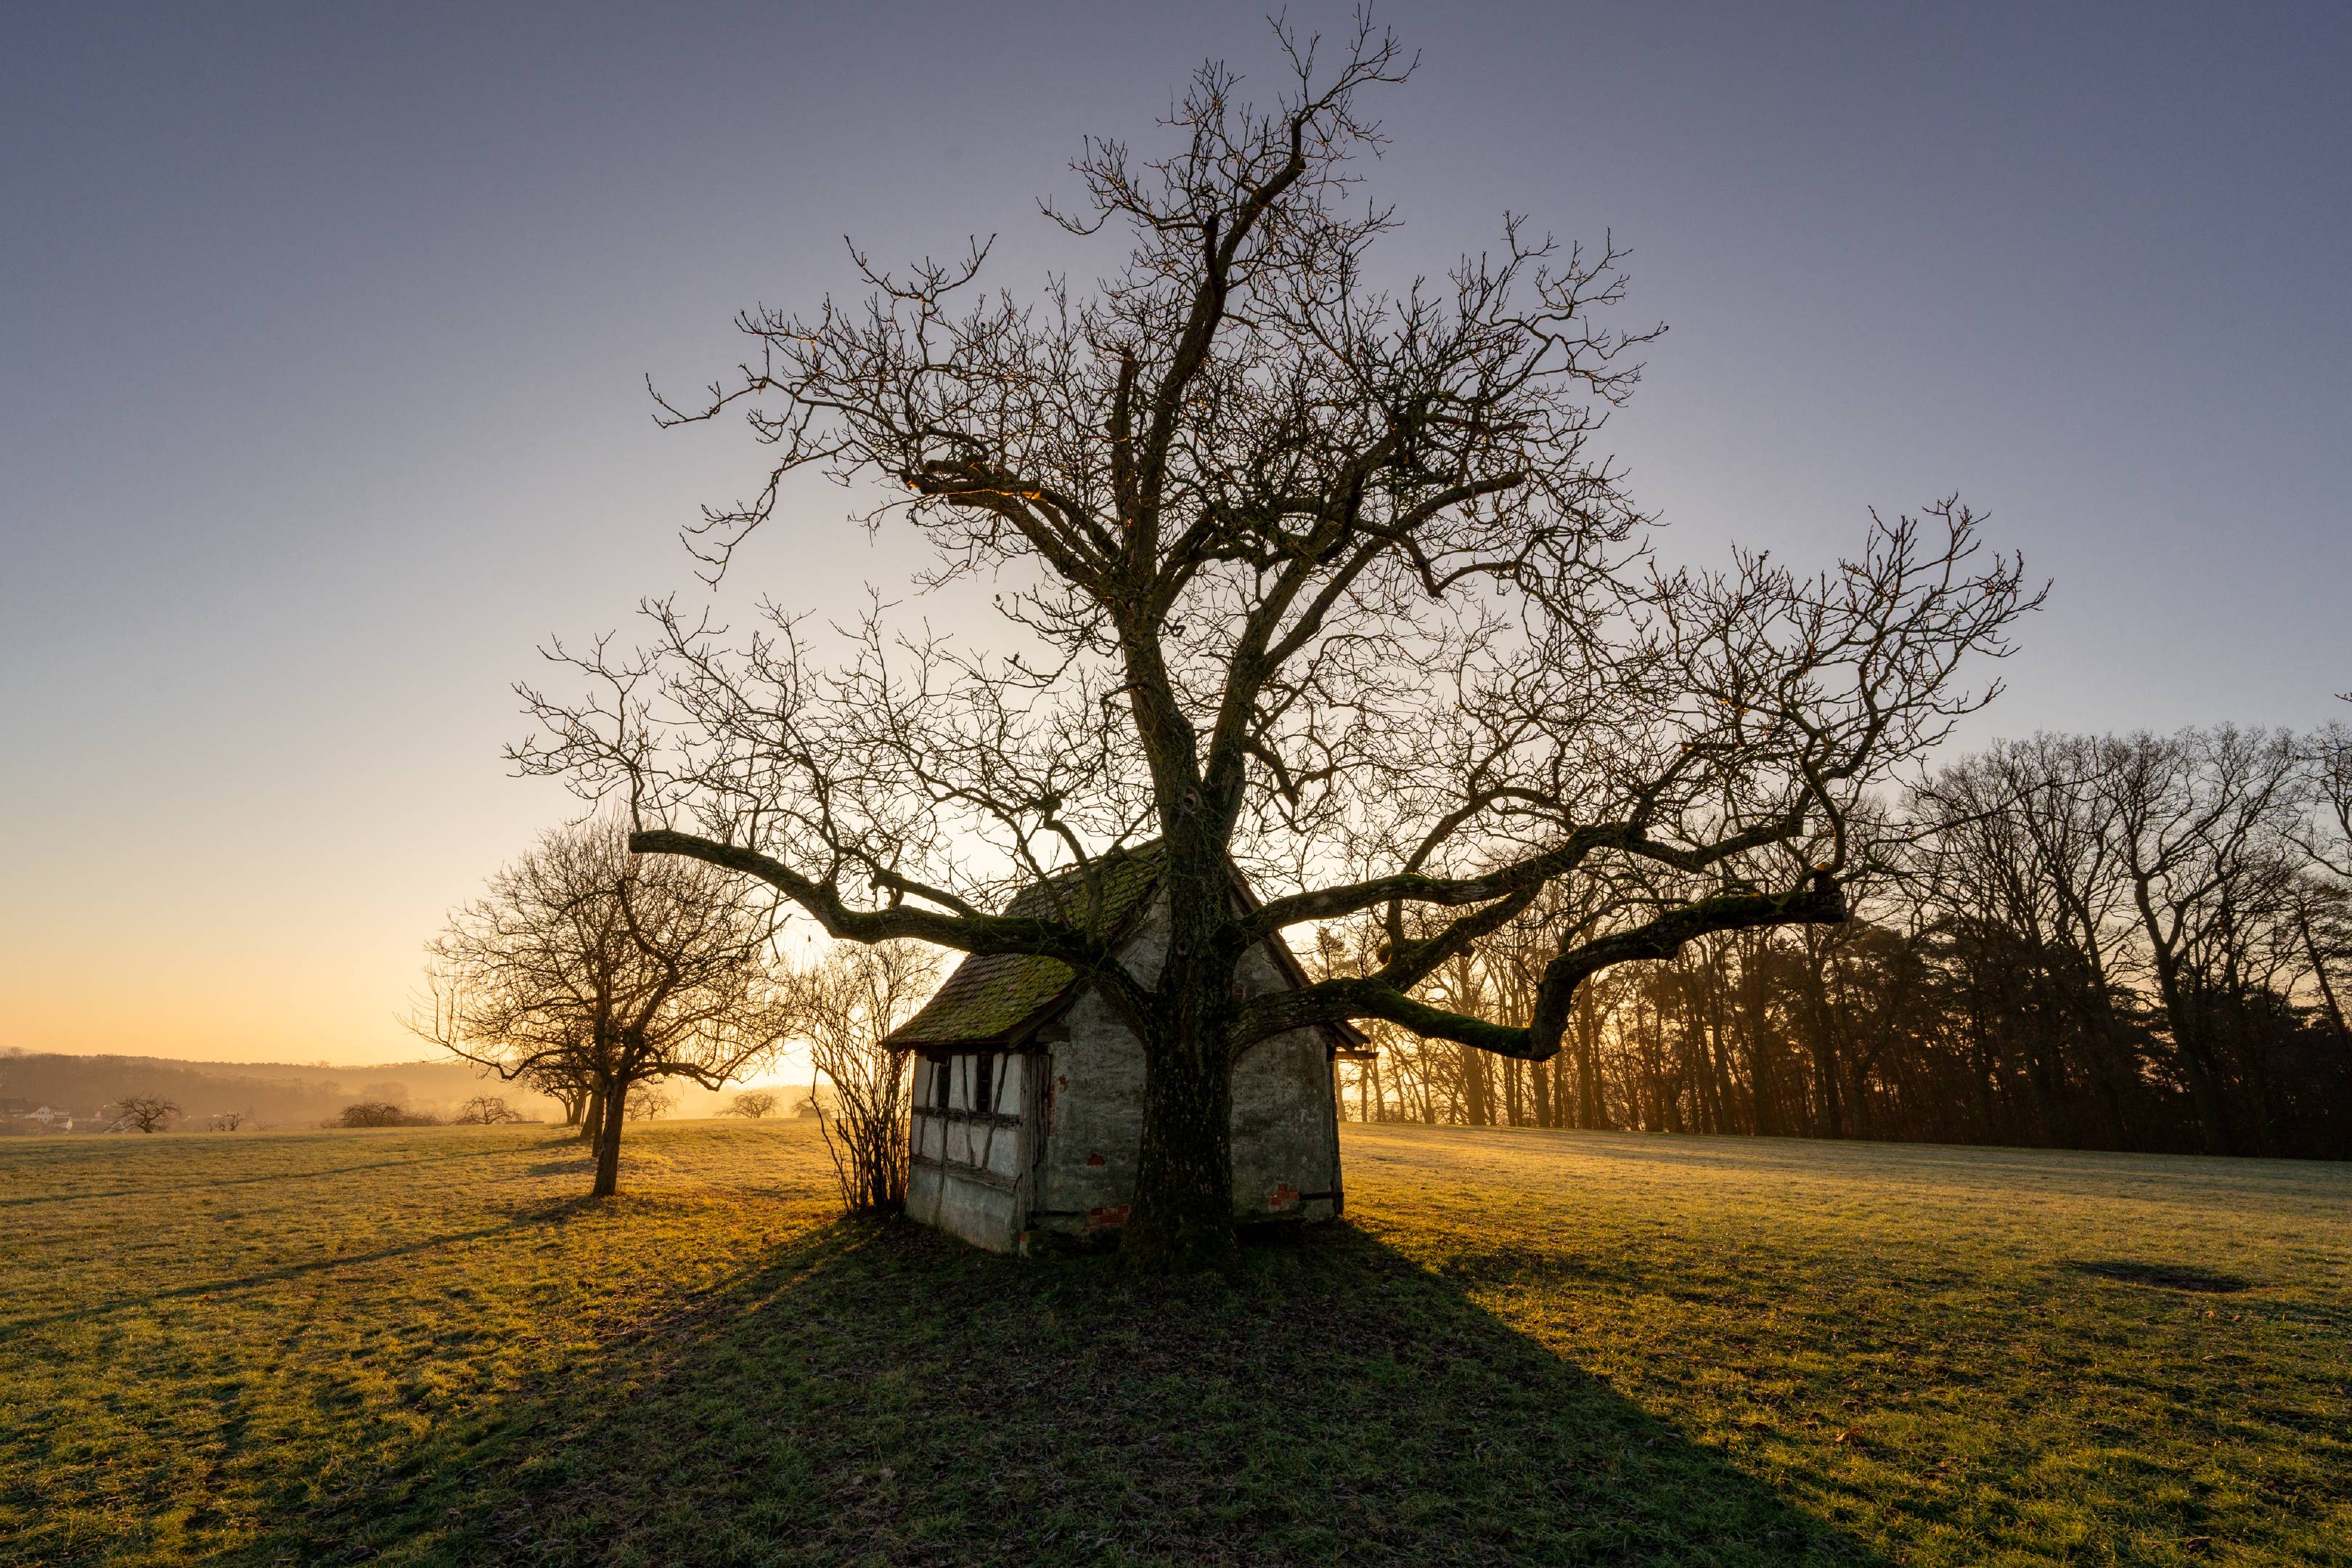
xmin=1333 ymin=724 xmax=2352 ymax=1161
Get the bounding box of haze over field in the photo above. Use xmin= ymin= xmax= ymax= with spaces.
xmin=4 ymin=2 xmax=2347 ymax=1066
xmin=0 ymin=1050 xmax=820 ymax=1130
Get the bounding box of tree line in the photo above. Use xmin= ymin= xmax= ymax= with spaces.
xmin=1334 ymin=720 xmax=2352 ymax=1159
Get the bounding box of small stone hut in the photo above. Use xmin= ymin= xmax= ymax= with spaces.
xmin=885 ymin=844 xmax=1368 ymax=1253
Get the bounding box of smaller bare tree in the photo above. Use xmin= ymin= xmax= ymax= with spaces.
xmin=207 ymin=1111 xmax=247 ymax=1132
xmin=417 ymin=820 xmax=793 ymax=1196
xmin=516 ymin=1053 xmax=595 ymax=1130
xmin=726 ymin=1090 xmax=780 ymax=1119
xmin=454 ymin=1095 xmax=525 ymax=1124
xmin=789 ymin=941 xmax=942 ymax=1212
xmin=624 ymin=1085 xmax=676 ymax=1121
xmin=109 ymin=1095 xmax=179 ymax=1134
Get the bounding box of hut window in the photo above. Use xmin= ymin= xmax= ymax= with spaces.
xmin=931 ymin=1057 xmax=951 ymax=1111
xmin=973 ymin=1052 xmax=995 ymax=1116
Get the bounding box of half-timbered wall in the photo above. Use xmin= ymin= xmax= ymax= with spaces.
xmin=907 ymin=1050 xmax=1029 ymax=1251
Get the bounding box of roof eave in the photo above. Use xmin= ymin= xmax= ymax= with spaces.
xmin=884 ymin=987 xmax=1081 ymax=1054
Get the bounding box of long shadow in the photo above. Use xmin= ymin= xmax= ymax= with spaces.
xmin=248 ymin=1220 xmax=1887 ymax=1567
xmin=0 ymin=1140 xmax=543 ymax=1209
xmin=0 ymin=1199 xmax=594 ymax=1339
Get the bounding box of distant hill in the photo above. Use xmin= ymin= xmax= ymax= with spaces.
xmin=0 ymin=1050 xmax=563 ymax=1131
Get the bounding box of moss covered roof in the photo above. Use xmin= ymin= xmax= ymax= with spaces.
xmin=884 ymin=845 xmax=1167 ymax=1050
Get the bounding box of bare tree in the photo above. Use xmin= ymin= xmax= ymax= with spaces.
xmin=726 ymin=1090 xmax=780 ymax=1119
xmin=208 ymin=1111 xmax=247 ymax=1132
xmin=513 ymin=1053 xmax=595 ymax=1130
xmin=109 ymin=1095 xmax=179 ymax=1134
xmin=624 ymin=1084 xmax=676 ymax=1121
xmin=454 ymin=1095 xmax=526 ymax=1124
xmin=2099 ymin=728 xmax=2306 ymax=1156
xmin=416 ymin=819 xmax=791 ymax=1196
xmin=518 ymin=18 xmax=2036 ymax=1267
xmin=2300 ymin=710 xmax=2352 ymax=888
xmin=2295 ymin=705 xmax=2352 ymax=1043
xmin=789 ymin=941 xmax=943 ymax=1212
xmin=1906 ymin=738 xmax=2146 ymax=1145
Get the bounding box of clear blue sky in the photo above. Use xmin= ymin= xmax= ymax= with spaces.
xmin=4 ymin=1 xmax=2346 ymax=1063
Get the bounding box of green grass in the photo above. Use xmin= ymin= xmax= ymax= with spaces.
xmin=2 ymin=1122 xmax=2345 ymax=1566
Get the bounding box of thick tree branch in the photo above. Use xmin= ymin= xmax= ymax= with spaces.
xmin=1235 ymin=872 xmax=1845 ymax=1057
xmin=1246 ymin=811 xmax=1808 ymax=939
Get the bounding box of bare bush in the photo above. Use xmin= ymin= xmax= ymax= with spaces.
xmin=726 ymin=1090 xmax=780 ymax=1119
xmin=790 ymin=942 xmax=943 ymax=1212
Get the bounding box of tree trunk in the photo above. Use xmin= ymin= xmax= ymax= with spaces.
xmin=1741 ymin=971 xmax=1781 ymax=1137
xmin=1698 ymin=991 xmax=1734 ymax=1134
xmin=2074 ymin=972 xmax=2135 ymax=1149
xmin=1796 ymin=945 xmax=1844 ymax=1138
xmin=1574 ymin=992 xmax=1609 ymax=1130
xmin=2150 ymin=953 xmax=2238 ymax=1156
xmin=1810 ymin=1033 xmax=1844 ymax=1139
xmin=1459 ymin=1045 xmax=1491 ymax=1126
xmin=2057 ymin=894 xmax=2134 ymax=1148
xmin=2127 ymin=877 xmax=2239 ymax=1156
xmin=1124 ymin=1020 xmax=1237 ymax=1273
xmin=591 ymin=1079 xmax=627 ymax=1197
xmin=2303 ymin=909 xmax=2351 ymax=1046
xmin=580 ymin=1084 xmax=605 ymax=1144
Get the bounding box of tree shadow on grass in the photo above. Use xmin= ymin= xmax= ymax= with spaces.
xmin=0 ymin=1198 xmax=600 ymax=1341
xmin=262 ymin=1220 xmax=1887 ymax=1568
xmin=0 ymin=1142 xmax=536 ymax=1209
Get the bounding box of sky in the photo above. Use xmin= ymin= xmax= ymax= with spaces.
xmin=4 ymin=1 xmax=2347 ymax=1068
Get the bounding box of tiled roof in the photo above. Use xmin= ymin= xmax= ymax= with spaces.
xmin=884 ymin=845 xmax=1166 ymax=1050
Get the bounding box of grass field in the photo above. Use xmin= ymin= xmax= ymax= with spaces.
xmin=2 ymin=1122 xmax=2345 ymax=1567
